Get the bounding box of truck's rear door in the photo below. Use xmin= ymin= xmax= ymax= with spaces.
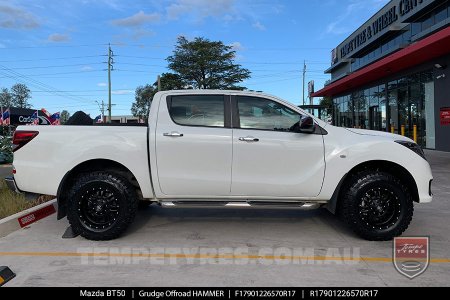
xmin=155 ymin=94 xmax=232 ymax=197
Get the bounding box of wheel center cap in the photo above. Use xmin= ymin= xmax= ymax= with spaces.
xmin=95 ymin=204 xmax=103 ymax=212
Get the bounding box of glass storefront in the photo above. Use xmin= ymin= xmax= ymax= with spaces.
xmin=333 ymin=70 xmax=435 ymax=148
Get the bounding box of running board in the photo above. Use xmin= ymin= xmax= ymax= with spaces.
xmin=159 ymin=201 xmax=322 ymax=210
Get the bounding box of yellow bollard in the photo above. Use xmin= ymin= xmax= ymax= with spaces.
xmin=401 ymin=125 xmax=405 ymax=136
xmin=413 ymin=125 xmax=417 ymax=143
xmin=391 ymin=125 xmax=395 ymax=134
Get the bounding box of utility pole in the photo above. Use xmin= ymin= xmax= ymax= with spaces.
xmin=107 ymin=44 xmax=114 ymax=123
xmin=157 ymin=75 xmax=161 ymax=92
xmin=302 ymin=60 xmax=306 ymax=106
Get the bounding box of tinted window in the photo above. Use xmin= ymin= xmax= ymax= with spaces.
xmin=169 ymin=95 xmax=224 ymax=127
xmin=237 ymin=96 xmax=300 ymax=131
xmin=435 ymin=6 xmax=447 ymax=24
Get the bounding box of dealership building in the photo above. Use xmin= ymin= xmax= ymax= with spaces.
xmin=0 ymin=107 xmax=49 ymax=126
xmin=313 ymin=0 xmax=450 ymax=152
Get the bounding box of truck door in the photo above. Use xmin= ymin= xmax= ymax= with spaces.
xmin=231 ymin=96 xmax=325 ymax=197
xmin=155 ymin=94 xmax=232 ymax=196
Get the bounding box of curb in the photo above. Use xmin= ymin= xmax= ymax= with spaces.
xmin=0 ymin=199 xmax=57 ymax=238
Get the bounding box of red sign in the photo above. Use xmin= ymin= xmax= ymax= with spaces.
xmin=18 ymin=204 xmax=56 ymax=228
xmin=393 ymin=237 xmax=429 ymax=279
xmin=440 ymin=108 xmax=450 ymax=125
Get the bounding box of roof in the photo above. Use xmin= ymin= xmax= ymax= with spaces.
xmin=312 ymin=26 xmax=450 ymax=97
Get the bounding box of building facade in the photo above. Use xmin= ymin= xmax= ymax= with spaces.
xmin=0 ymin=107 xmax=49 ymax=126
xmin=313 ymin=0 xmax=450 ymax=152
xmin=110 ymin=115 xmax=141 ymax=124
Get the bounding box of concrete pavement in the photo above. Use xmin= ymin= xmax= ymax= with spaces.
xmin=0 ymin=150 xmax=449 ymax=287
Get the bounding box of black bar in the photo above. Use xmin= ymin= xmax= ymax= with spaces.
xmin=0 ymin=287 xmax=446 ymax=299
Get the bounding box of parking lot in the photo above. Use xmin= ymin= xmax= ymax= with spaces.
xmin=0 ymin=150 xmax=449 ymax=287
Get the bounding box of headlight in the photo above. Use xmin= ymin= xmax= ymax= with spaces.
xmin=395 ymin=140 xmax=426 ymax=160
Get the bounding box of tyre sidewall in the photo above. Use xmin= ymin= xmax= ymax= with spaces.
xmin=342 ymin=172 xmax=413 ymax=240
xmin=67 ymin=172 xmax=137 ymax=240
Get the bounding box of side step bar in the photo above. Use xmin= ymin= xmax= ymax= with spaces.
xmin=159 ymin=201 xmax=322 ymax=210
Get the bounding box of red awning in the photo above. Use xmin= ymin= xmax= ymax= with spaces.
xmin=312 ymin=26 xmax=450 ymax=97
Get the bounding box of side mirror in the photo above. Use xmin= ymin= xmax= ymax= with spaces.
xmin=298 ymin=115 xmax=315 ymax=134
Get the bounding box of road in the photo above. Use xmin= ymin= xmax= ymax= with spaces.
xmin=0 ymin=151 xmax=449 ymax=286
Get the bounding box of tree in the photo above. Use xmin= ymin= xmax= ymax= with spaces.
xmin=10 ymin=83 xmax=31 ymax=108
xmin=0 ymin=88 xmax=12 ymax=108
xmin=60 ymin=110 xmax=70 ymax=124
xmin=131 ymin=84 xmax=156 ymax=122
xmin=156 ymin=72 xmax=186 ymax=91
xmin=319 ymin=96 xmax=333 ymax=115
xmin=166 ymin=36 xmax=251 ymax=90
xmin=319 ymin=96 xmax=333 ymax=122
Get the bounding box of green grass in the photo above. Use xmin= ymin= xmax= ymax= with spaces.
xmin=0 ymin=180 xmax=54 ymax=219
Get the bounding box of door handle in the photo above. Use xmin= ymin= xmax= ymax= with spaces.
xmin=239 ymin=136 xmax=259 ymax=142
xmin=163 ymin=131 xmax=184 ymax=137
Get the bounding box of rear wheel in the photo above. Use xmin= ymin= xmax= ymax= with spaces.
xmin=67 ymin=171 xmax=138 ymax=240
xmin=340 ymin=171 xmax=413 ymax=241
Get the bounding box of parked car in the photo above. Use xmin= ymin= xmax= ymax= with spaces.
xmin=6 ymin=90 xmax=433 ymax=241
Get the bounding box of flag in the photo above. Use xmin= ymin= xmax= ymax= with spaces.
xmin=41 ymin=108 xmax=51 ymax=118
xmin=40 ymin=108 xmax=52 ymax=124
xmin=94 ymin=115 xmax=103 ymax=123
xmin=2 ymin=108 xmax=10 ymax=126
xmin=51 ymin=112 xmax=60 ymax=125
xmin=0 ymin=107 xmax=3 ymax=126
xmin=31 ymin=110 xmax=39 ymax=125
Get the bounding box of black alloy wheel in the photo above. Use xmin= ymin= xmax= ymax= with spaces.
xmin=67 ymin=172 xmax=138 ymax=240
xmin=340 ymin=171 xmax=414 ymax=241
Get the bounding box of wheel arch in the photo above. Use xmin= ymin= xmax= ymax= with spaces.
xmin=56 ymin=159 xmax=143 ymax=219
xmin=326 ymin=160 xmax=419 ymax=214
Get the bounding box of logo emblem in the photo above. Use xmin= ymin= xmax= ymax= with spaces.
xmin=393 ymin=237 xmax=429 ymax=279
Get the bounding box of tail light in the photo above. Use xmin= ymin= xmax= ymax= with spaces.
xmin=12 ymin=130 xmax=39 ymax=152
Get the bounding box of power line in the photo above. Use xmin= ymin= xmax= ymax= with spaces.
xmin=115 ymin=54 xmax=330 ymax=65
xmin=0 ymin=55 xmax=104 ymax=63
xmin=245 ymin=76 xmax=300 ymax=85
xmin=0 ymin=65 xmax=95 ymax=105
xmin=116 ymin=62 xmax=167 ymax=67
xmin=0 ymin=43 xmax=109 ymax=50
xmin=1 ymin=62 xmax=104 ymax=70
xmin=115 ymin=55 xmax=166 ymax=60
xmin=0 ymin=70 xmax=102 ymax=78
xmin=30 ymin=89 xmax=129 ymax=93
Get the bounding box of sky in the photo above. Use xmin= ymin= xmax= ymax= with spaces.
xmin=0 ymin=0 xmax=389 ymax=117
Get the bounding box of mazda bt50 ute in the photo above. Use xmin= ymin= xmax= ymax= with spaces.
xmin=6 ymin=90 xmax=433 ymax=241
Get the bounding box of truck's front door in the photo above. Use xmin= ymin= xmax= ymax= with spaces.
xmin=231 ymin=96 xmax=325 ymax=197
xmin=155 ymin=94 xmax=232 ymax=197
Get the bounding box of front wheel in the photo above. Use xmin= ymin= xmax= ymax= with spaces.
xmin=340 ymin=171 xmax=414 ymax=241
xmin=67 ymin=171 xmax=138 ymax=240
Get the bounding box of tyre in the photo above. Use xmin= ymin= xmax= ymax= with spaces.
xmin=67 ymin=171 xmax=138 ymax=240
xmin=340 ymin=171 xmax=413 ymax=241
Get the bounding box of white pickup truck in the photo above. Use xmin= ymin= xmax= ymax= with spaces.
xmin=6 ymin=90 xmax=433 ymax=241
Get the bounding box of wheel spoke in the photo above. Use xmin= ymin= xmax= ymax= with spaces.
xmin=78 ymin=184 xmax=121 ymax=231
xmin=358 ymin=186 xmax=400 ymax=229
